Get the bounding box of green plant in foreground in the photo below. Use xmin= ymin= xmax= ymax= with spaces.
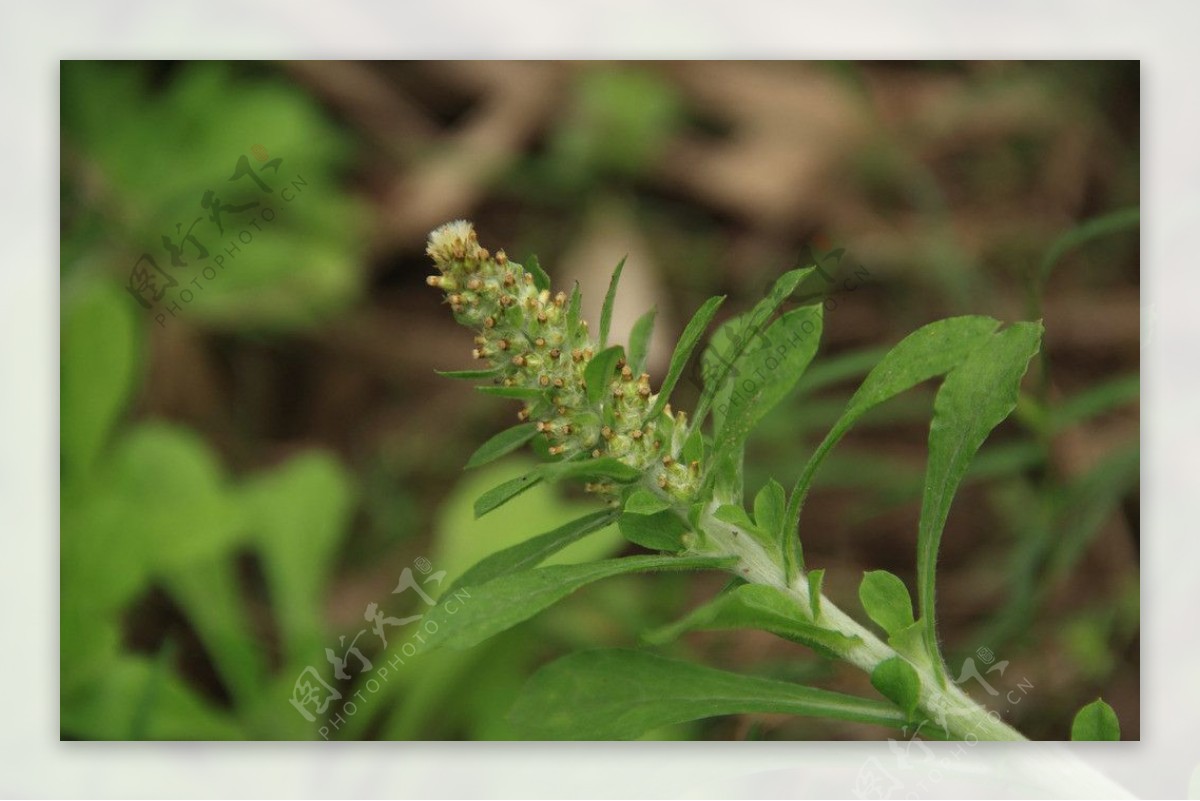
xmin=420 ymin=220 xmax=1118 ymax=741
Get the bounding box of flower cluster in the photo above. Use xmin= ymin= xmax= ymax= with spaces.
xmin=426 ymin=220 xmax=699 ymax=498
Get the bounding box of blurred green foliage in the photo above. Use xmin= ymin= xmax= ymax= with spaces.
xmin=61 ymin=62 xmax=366 ymax=330
xmin=62 ymin=276 xmax=353 ymax=738
xmin=60 ymin=60 xmax=371 ymax=738
xmin=543 ymin=67 xmax=685 ymax=191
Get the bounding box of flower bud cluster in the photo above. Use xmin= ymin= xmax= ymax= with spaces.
xmin=426 ymin=220 xmax=699 ymax=498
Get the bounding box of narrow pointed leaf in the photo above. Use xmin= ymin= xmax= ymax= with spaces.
xmin=541 ymin=456 xmax=640 ymax=484
xmin=566 ymin=281 xmax=583 ymax=336
xmin=713 ymin=304 xmax=823 ymax=458
xmin=420 ymin=555 xmax=736 ymax=651
xmin=451 ymin=509 xmax=618 ymax=592
xmin=807 ymin=568 xmax=825 ymax=621
xmin=711 ymin=446 xmax=747 ymax=508
xmin=474 ymin=472 xmax=542 ymax=518
xmin=584 ymin=345 xmax=625 ymax=407
xmin=523 ymin=254 xmax=551 ymax=292
xmin=649 ymin=295 xmax=725 ymax=419
xmin=436 ymin=367 xmax=504 ymax=380
xmin=464 ymin=423 xmax=538 ymax=469
xmin=477 ymin=385 xmax=544 ymax=401
xmin=509 ymin=649 xmax=915 ymax=739
xmin=644 ymin=584 xmax=857 ymax=657
xmin=695 ymin=267 xmax=814 ymax=424
xmin=682 ymin=425 xmax=705 ymax=466
xmin=917 ymin=322 xmax=1042 ymax=671
xmin=628 ymin=307 xmax=657 ymax=374
xmin=599 ymin=256 xmax=626 ymax=348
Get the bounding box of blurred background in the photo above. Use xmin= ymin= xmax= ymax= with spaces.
xmin=60 ymin=60 xmax=1139 ymax=741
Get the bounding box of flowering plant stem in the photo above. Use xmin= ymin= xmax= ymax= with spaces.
xmin=419 ymin=220 xmax=1110 ymax=742
xmin=696 ymin=502 xmax=1026 ymax=741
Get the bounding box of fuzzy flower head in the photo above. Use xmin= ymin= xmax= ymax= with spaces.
xmin=426 ymin=220 xmax=482 ymax=264
xmin=426 ymin=221 xmax=700 ymax=499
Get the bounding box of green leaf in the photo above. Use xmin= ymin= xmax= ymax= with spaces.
xmin=649 ymin=295 xmax=725 ymax=419
xmin=828 ymin=314 xmax=992 ymax=395
xmin=584 ymin=345 xmax=625 ymax=407
xmin=523 ymin=253 xmax=551 ymax=292
xmin=695 ymin=267 xmax=814 ymax=424
xmin=714 ymin=503 xmax=775 ymax=554
xmin=566 ymin=281 xmax=583 ymax=336
xmin=714 ymin=503 xmax=756 ymax=531
xmin=474 ymin=472 xmax=543 ymax=518
xmin=544 ymin=68 xmax=685 ymax=183
xmin=509 ymin=649 xmax=913 ymax=739
xmin=917 ymin=322 xmax=1042 ymax=671
xmin=477 ymin=385 xmax=545 ymax=401
xmin=113 ymin=424 xmax=245 ymax=573
xmin=807 ymin=568 xmax=825 ymax=621
xmin=464 ymin=423 xmax=538 ymax=469
xmin=888 ymin=621 xmax=932 ymax=668
xmin=419 ymin=555 xmax=735 ymax=651
xmin=163 ymin=557 xmax=267 ymax=708
xmin=682 ymin=425 xmax=705 ymax=466
xmin=1071 ymin=698 xmax=1120 ymax=741
xmin=712 ymin=304 xmax=823 ymax=458
xmin=644 ymin=584 xmax=857 ymax=657
xmin=628 ymin=307 xmax=657 ymax=374
xmin=243 ymin=451 xmax=354 ymax=665
xmin=62 ymin=280 xmax=141 ymax=479
xmin=785 ymin=316 xmax=1003 ymax=542
xmin=1047 ymin=373 xmax=1139 ymax=433
xmin=1040 ymin=207 xmax=1138 ymax=288
xmin=711 ymin=447 xmax=746 ymax=508
xmin=1049 ymin=442 xmax=1140 ymax=583
xmin=858 ymin=570 xmax=916 ymax=637
xmin=753 ymin=479 xmax=786 ymax=544
xmin=436 ymin=367 xmax=503 ymax=380
xmin=871 ymin=657 xmax=922 ymax=720
xmin=61 ymin=656 xmax=243 ymax=740
xmin=434 ymin=459 xmax=624 ymax=587
xmin=541 ymin=456 xmax=640 ymax=484
xmin=618 ymin=509 xmax=689 ymax=551
xmin=450 ymin=509 xmax=619 ymax=592
xmin=625 ymin=489 xmax=672 ymax=516
xmin=599 ymin=255 xmax=626 ymax=348
xmin=61 ymin=423 xmax=253 ymax=697
xmin=61 ymin=63 xmax=367 ymax=332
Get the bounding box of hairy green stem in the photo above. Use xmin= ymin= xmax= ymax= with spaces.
xmin=696 ymin=502 xmax=1027 ymax=741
